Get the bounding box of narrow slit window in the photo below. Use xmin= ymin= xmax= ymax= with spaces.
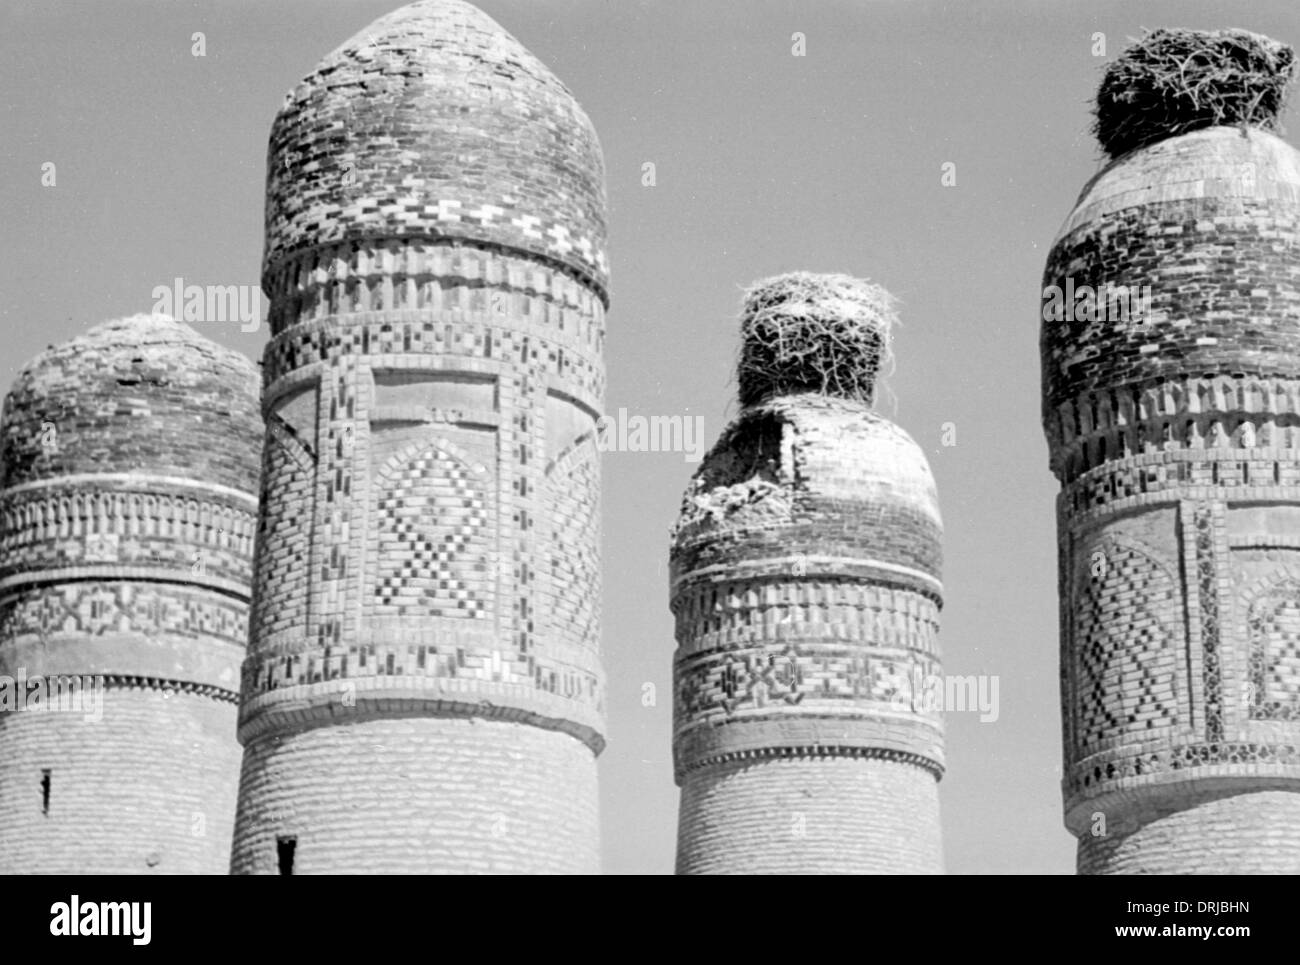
xmin=277 ymin=835 xmax=296 ymax=875
xmin=41 ymin=769 xmax=51 ymax=816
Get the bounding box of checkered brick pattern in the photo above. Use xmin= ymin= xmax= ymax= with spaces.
xmin=235 ymin=0 xmax=609 ymax=874
xmin=374 ymin=446 xmax=488 ymax=618
xmin=1250 ymin=594 xmax=1300 ymax=721
xmin=1041 ymin=106 xmax=1300 ymax=876
xmin=1075 ymin=543 xmax=1179 ymax=749
xmin=547 ymin=451 xmax=599 ymax=650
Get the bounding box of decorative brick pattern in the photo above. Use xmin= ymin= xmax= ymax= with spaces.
xmin=1 ymin=581 xmax=248 ymax=654
xmin=0 ymin=483 xmax=256 ymax=592
xmin=250 ymin=426 xmax=316 ymax=643
xmin=1245 ymin=579 xmax=1300 ymax=721
xmin=1048 ymin=376 xmax=1300 ymax=485
xmin=1073 ymin=540 xmax=1179 ymax=751
xmin=1070 ymin=741 xmax=1300 ymax=797
xmin=0 ymin=315 xmax=262 ymax=875
xmin=1043 ymin=130 xmax=1300 ymax=438
xmin=262 ymin=242 xmax=605 ymax=389
xmin=1043 ymin=126 xmax=1300 ymax=873
xmin=670 ymin=392 xmax=945 ymax=873
xmin=1194 ymin=503 xmax=1225 ymax=741
xmin=544 ymin=437 xmax=600 ymax=651
xmin=673 ymin=578 xmax=943 ymax=773
xmin=237 ymin=639 xmax=601 ymax=737
xmin=1063 ymin=448 xmax=1300 ymax=521
xmin=262 ymin=0 xmax=609 ymax=302
xmin=372 ymin=445 xmax=490 ymax=617
xmin=233 ymin=0 xmax=608 ymax=873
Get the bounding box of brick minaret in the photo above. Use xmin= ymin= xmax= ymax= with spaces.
xmin=669 ymin=274 xmax=945 ymax=874
xmin=1042 ymin=30 xmax=1300 ymax=873
xmin=230 ymin=0 xmax=609 ymax=874
xmin=0 ymin=314 xmax=262 ymax=874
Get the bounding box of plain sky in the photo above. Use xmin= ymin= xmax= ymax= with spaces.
xmin=3 ymin=0 xmax=1298 ymax=875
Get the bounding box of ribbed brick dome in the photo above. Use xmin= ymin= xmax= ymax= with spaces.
xmin=672 ymin=396 xmax=943 ymax=592
xmin=263 ymin=0 xmax=609 ymax=302
xmin=0 ymin=314 xmax=262 ymax=491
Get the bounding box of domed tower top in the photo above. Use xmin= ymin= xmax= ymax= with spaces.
xmin=669 ymin=274 xmax=947 ymax=871
xmin=672 ymin=272 xmax=941 ymax=599
xmin=264 ymin=0 xmax=609 ymax=303
xmin=1041 ymin=29 xmax=1300 ymax=481
xmin=671 ymin=396 xmax=942 ymax=594
xmin=0 ymin=313 xmax=262 ymax=492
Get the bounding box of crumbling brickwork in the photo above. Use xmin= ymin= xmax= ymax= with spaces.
xmin=1042 ymin=126 xmax=1300 ymax=873
xmin=231 ymin=0 xmax=609 ymax=874
xmin=671 ymin=390 xmax=946 ymax=874
xmin=0 ymin=314 xmax=262 ymax=873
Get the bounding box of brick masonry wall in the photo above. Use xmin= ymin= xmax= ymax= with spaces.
xmin=231 ymin=717 xmax=598 ymax=874
xmin=677 ymin=755 xmax=942 ymax=875
xmin=1077 ymin=790 xmax=1300 ymax=874
xmin=670 ymin=393 xmax=945 ymax=873
xmin=234 ymin=0 xmax=608 ymax=873
xmin=1042 ymin=127 xmax=1300 ymax=873
xmin=0 ymin=687 xmax=238 ymax=874
xmin=0 ymin=314 xmax=261 ymax=874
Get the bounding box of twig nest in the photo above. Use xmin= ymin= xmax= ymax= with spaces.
xmin=737 ymin=272 xmax=897 ymax=407
xmin=1095 ymin=27 xmax=1296 ymax=159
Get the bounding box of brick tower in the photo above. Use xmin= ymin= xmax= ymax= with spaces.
xmin=0 ymin=313 xmax=262 ymax=874
xmin=230 ymin=0 xmax=609 ymax=874
xmin=1042 ymin=30 xmax=1300 ymax=873
xmin=669 ymin=273 xmax=945 ymax=874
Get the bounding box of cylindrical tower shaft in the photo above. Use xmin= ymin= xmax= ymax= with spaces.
xmin=231 ymin=0 xmax=609 ymax=874
xmin=670 ymin=274 xmax=945 ymax=874
xmin=1042 ymin=29 xmax=1300 ymax=873
xmin=0 ymin=314 xmax=262 ymax=874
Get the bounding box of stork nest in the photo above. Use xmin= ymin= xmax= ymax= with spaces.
xmin=737 ymin=272 xmax=897 ymax=408
xmin=1094 ymin=27 xmax=1296 ymax=158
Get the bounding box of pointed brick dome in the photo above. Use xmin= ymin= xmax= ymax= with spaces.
xmin=263 ymin=0 xmax=609 ymax=302
xmin=0 ymin=314 xmax=262 ymax=491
